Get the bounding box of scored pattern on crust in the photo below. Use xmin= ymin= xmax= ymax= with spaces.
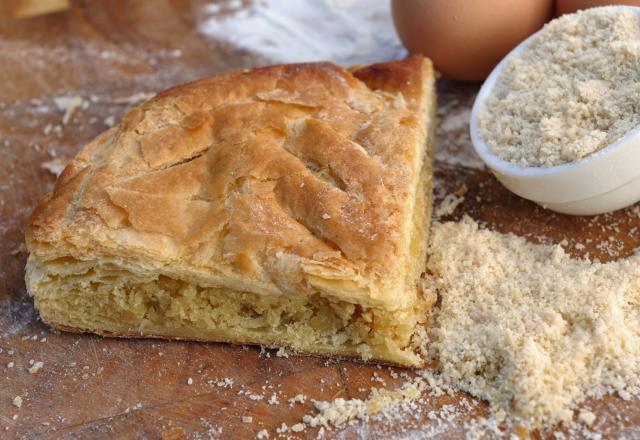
xmin=29 ymin=59 xmax=429 ymax=287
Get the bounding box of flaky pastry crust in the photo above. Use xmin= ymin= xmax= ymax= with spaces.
xmin=26 ymin=57 xmax=436 ymax=365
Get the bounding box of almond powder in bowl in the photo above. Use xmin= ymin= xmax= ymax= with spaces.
xmin=471 ymin=6 xmax=640 ymax=215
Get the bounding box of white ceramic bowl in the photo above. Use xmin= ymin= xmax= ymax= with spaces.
xmin=470 ymin=6 xmax=640 ymax=216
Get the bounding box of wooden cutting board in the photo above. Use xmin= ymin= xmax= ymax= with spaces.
xmin=1 ymin=1 xmax=639 ymax=438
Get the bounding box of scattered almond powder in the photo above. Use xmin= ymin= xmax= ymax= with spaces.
xmin=208 ymin=377 xmax=234 ymax=388
xmin=302 ymin=377 xmax=426 ymax=428
xmin=255 ymin=429 xmax=269 ymax=439
xmin=298 ymin=369 xmax=488 ymax=438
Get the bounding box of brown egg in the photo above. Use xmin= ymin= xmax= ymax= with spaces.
xmin=391 ymin=0 xmax=553 ymax=81
xmin=556 ymin=0 xmax=640 ymax=16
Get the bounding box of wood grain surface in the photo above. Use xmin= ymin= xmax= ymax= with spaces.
xmin=1 ymin=1 xmax=639 ymax=439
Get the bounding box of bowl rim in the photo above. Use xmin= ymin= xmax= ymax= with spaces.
xmin=470 ymin=5 xmax=640 ymax=181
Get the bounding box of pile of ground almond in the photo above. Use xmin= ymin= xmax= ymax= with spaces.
xmin=300 ymin=216 xmax=640 ymax=434
xmin=425 ymin=217 xmax=640 ymax=427
xmin=479 ymin=7 xmax=640 ymax=167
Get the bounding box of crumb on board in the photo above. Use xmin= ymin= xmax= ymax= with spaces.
xmin=41 ymin=158 xmax=69 ymax=177
xmin=290 ymin=423 xmax=305 ymax=432
xmin=104 ymin=115 xmax=116 ymax=127
xmin=12 ymin=396 xmax=22 ymax=409
xmin=288 ymin=394 xmax=307 ymax=406
xmin=275 ymin=422 xmax=288 ymax=434
xmin=113 ymin=92 xmax=156 ymax=105
xmin=10 ymin=243 xmax=27 ymax=256
xmin=28 ymin=361 xmax=44 ymax=374
xmin=434 ymin=185 xmax=468 ymax=219
xmin=53 ymin=96 xmax=85 ymax=125
xmin=208 ymin=377 xmax=234 ymax=388
xmin=578 ymin=410 xmax=596 ymax=426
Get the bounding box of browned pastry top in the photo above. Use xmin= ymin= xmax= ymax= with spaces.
xmin=27 ymin=57 xmax=433 ymax=308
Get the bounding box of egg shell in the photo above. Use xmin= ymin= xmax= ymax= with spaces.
xmin=556 ymin=0 xmax=640 ymax=16
xmin=392 ymin=0 xmax=553 ymax=81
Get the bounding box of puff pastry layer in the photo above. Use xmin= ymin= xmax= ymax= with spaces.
xmin=26 ymin=57 xmax=437 ymax=366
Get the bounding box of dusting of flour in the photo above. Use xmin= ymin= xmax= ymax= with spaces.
xmin=199 ymin=0 xmax=406 ymax=66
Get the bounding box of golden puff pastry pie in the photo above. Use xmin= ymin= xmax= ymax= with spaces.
xmin=25 ymin=57 xmax=437 ymax=366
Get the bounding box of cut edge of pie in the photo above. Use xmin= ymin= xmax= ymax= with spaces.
xmin=25 ymin=57 xmax=437 ymax=366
